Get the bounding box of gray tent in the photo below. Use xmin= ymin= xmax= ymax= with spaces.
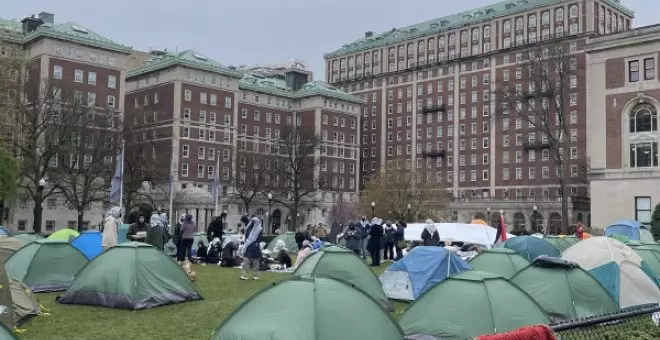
xmin=9 ymin=279 xmax=39 ymax=326
xmin=0 ymin=265 xmax=13 ymax=329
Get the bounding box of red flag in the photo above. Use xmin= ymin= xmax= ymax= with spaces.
xmin=499 ymin=215 xmax=507 ymax=242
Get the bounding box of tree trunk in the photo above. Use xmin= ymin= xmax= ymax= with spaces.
xmin=77 ymin=210 xmax=85 ymax=232
xmin=33 ymin=201 xmax=43 ymax=234
xmin=559 ymin=154 xmax=571 ymax=234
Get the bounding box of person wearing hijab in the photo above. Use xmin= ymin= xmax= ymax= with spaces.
xmin=368 ymin=218 xmax=384 ymax=267
xmin=207 ymin=215 xmax=224 ymax=242
xmin=294 ymin=240 xmax=312 ymax=269
xmin=384 ymin=220 xmax=396 ymax=261
xmin=127 ymin=214 xmax=149 ymax=242
xmin=159 ymin=212 xmax=169 ymax=233
xmin=102 ymin=206 xmax=121 ymax=250
xmin=177 ymin=214 xmax=197 ymax=264
xmin=146 ymin=212 xmax=169 ymax=250
xmin=343 ymin=221 xmax=362 ymax=255
xmin=421 ymin=219 xmax=440 ymax=246
xmin=272 ymin=239 xmax=287 ymax=254
xmin=240 ymin=216 xmax=263 ymax=280
xmin=359 ymin=216 xmax=371 ymax=259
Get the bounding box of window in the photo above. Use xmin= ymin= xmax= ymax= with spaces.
xmin=184 ymin=89 xmax=192 ymax=101
xmin=198 ymin=147 xmax=205 ymax=159
xmin=630 ymin=143 xmax=659 ymax=168
xmin=200 ymin=92 xmax=207 ymax=104
xmin=629 ymin=60 xmax=640 ymax=82
xmin=74 ymin=69 xmax=83 ymax=83
xmin=181 ymin=163 xmax=189 ymax=177
xmin=635 ymin=196 xmax=653 ymax=224
xmin=87 ymin=92 xmax=96 ymax=107
xmin=53 ymin=65 xmax=63 ymax=79
xmin=644 ymin=58 xmax=655 ymax=80
xmin=183 ymin=108 xmax=191 ymax=120
xmin=182 ymin=145 xmax=189 ymax=158
xmin=225 ymin=96 xmax=232 ymax=108
xmin=569 ymin=5 xmax=578 ymax=19
xmin=86 ymin=71 xmax=96 ymax=85
xmin=629 ymin=103 xmax=657 ymax=133
xmin=107 ymin=95 xmax=116 ymax=109
xmin=210 ymin=94 xmax=217 ymax=105
xmin=108 ymin=75 xmax=116 ymax=89
xmin=46 ymin=220 xmax=55 ymax=231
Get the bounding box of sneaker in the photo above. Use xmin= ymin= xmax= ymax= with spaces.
xmin=240 ymin=276 xmax=248 ymax=280
xmin=253 ymin=277 xmax=259 ymax=281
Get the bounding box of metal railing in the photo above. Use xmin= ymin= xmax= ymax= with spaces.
xmin=551 ymin=304 xmax=660 ymax=339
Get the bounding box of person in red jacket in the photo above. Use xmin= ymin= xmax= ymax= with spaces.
xmin=576 ymin=221 xmax=584 ymax=239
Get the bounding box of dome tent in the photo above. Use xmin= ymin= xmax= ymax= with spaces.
xmin=59 ymin=242 xmax=202 ymax=310
xmin=562 ymin=236 xmax=660 ymax=308
xmin=210 ymin=276 xmax=405 ymax=340
xmin=510 ymin=256 xmax=618 ymax=320
xmin=266 ymin=232 xmax=299 ymax=253
xmin=71 ymin=231 xmax=103 ymax=260
xmin=293 ymin=245 xmax=391 ymax=310
xmin=47 ymin=228 xmax=80 ymax=242
xmin=632 ymin=246 xmax=660 ymax=284
xmin=399 ymin=271 xmax=549 ymax=340
xmin=468 ymin=248 xmax=529 ymax=279
xmin=543 ymin=236 xmax=579 ymax=252
xmin=3 ymin=239 xmax=88 ymax=292
xmin=0 ymin=237 xmax=23 ymax=264
xmin=9 ymin=279 xmax=40 ymax=326
xmin=605 ymin=220 xmax=654 ymax=243
xmin=0 ymin=264 xmax=13 ymax=329
xmin=504 ymin=236 xmax=560 ymax=262
xmin=11 ymin=234 xmax=41 ymax=246
xmin=379 ymin=246 xmax=471 ymax=301
xmin=0 ymin=322 xmax=17 ymax=340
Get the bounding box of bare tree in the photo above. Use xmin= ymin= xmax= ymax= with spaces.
xmin=329 ymin=194 xmax=360 ymax=226
xmin=359 ymin=158 xmax=449 ymax=222
xmin=231 ymin=150 xmax=267 ymax=215
xmin=492 ymin=39 xmax=585 ymax=233
xmin=0 ymin=56 xmax=88 ymax=233
xmin=270 ymin=126 xmax=322 ymax=230
xmin=51 ymin=115 xmax=121 ymax=231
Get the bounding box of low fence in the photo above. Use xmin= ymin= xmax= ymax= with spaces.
xmin=551 ymin=304 xmax=660 ymax=339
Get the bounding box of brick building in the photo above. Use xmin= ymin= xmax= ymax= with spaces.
xmin=586 ymin=24 xmax=660 ymax=228
xmin=0 ymin=13 xmax=131 ymax=232
xmin=125 ymin=54 xmax=360 ymax=232
xmin=324 ymin=0 xmax=633 ymax=230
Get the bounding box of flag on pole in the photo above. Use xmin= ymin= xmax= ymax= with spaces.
xmin=499 ymin=214 xmax=508 ymax=242
xmin=211 ymin=163 xmax=220 ymax=200
xmin=109 ymin=152 xmax=122 ymax=203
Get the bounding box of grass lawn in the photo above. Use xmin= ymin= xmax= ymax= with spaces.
xmin=18 ymin=261 xmax=396 ymax=340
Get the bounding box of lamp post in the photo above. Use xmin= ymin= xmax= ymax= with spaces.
xmin=532 ymin=205 xmax=538 ymax=233
xmin=486 ymin=207 xmax=491 ymax=224
xmin=33 ymin=178 xmax=46 ymax=234
xmin=407 ymin=203 xmax=411 ymax=222
xmin=371 ymin=201 xmax=375 ymax=218
xmin=296 ymin=212 xmax=300 ymax=230
xmin=267 ymin=192 xmax=273 ymax=232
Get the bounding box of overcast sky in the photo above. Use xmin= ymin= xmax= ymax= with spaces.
xmin=5 ymin=0 xmax=658 ymax=80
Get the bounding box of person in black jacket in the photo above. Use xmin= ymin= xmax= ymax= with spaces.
xmin=207 ymin=215 xmax=224 ymax=242
xmin=294 ymin=226 xmax=310 ymax=251
xmin=421 ymin=219 xmax=440 ymax=246
xmin=383 ymin=221 xmax=396 ymax=261
xmin=367 ymin=218 xmax=384 ymax=267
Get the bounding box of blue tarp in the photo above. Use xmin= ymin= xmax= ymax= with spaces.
xmin=382 ymin=246 xmax=472 ymax=300
xmin=605 ymin=220 xmax=653 ymax=242
xmin=71 ymin=231 xmax=103 ymax=260
xmin=589 ymin=262 xmax=620 ymax=305
xmin=0 ymin=226 xmax=9 ymax=235
xmin=504 ymin=236 xmax=561 ymax=262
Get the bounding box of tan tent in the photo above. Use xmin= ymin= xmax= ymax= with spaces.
xmin=0 ymin=265 xmax=13 ymax=329
xmin=0 ymin=237 xmax=23 ymax=264
xmin=9 ymin=279 xmax=39 ymax=326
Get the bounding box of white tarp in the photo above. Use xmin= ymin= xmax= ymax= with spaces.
xmin=404 ymin=223 xmax=514 ymax=247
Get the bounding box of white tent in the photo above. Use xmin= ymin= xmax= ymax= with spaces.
xmin=562 ymin=236 xmax=660 ymax=308
xmin=404 ymin=223 xmax=514 ymax=247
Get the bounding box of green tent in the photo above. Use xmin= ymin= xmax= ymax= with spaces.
xmin=164 ymin=239 xmax=177 ymax=257
xmin=3 ymin=239 xmax=88 ymax=292
xmin=510 ymin=257 xmax=619 ymax=319
xmin=632 ymin=243 xmax=660 ymax=252
xmin=293 ymin=245 xmax=392 ymax=310
xmin=0 ymin=322 xmax=17 ymax=340
xmin=633 ymin=246 xmax=660 ymax=284
xmin=0 ymin=265 xmax=13 ymax=329
xmin=266 ymin=232 xmax=299 ymax=253
xmin=192 ymin=232 xmax=208 ymax=252
xmin=468 ymin=248 xmax=529 ymax=279
xmin=544 ymin=236 xmax=579 ymax=252
xmin=58 ymin=242 xmax=202 ymax=310
xmin=504 ymin=236 xmax=560 ymax=262
xmin=0 ymin=237 xmax=23 ymax=264
xmin=211 ymin=276 xmax=404 ymax=340
xmin=11 ymin=234 xmax=41 ymax=246
xmin=9 ymin=279 xmax=39 ymax=326
xmin=47 ymin=229 xmax=80 ymax=242
xmin=399 ymin=271 xmax=549 ymax=339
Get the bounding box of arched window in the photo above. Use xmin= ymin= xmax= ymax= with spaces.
xmin=629 ymin=103 xmax=657 ymax=133
xmin=471 ymin=28 xmax=480 ymax=40
xmin=569 ymin=5 xmax=578 ymax=18
xmin=483 ymin=26 xmax=490 ymax=38
xmin=418 ymin=41 xmax=425 ymax=52
xmin=332 ymin=60 xmax=338 ymax=70
xmin=438 ymin=36 xmax=445 ymax=47
xmin=542 ymin=12 xmax=550 ymax=24
xmin=460 ymin=31 xmax=468 ymax=43
xmin=516 ymin=18 xmax=524 ymax=30
xmin=556 ymin=8 xmax=564 ymax=21
xmin=529 ymin=14 xmax=537 ymax=27
xmin=427 ymin=38 xmax=434 ymax=50
xmin=503 ymin=20 xmax=511 ymax=33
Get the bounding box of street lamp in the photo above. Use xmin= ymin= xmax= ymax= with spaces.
xmin=34 ymin=178 xmax=46 ymax=233
xmin=486 ymin=207 xmax=491 ymax=223
xmin=371 ymin=201 xmax=375 ymax=218
xmin=267 ymin=192 xmax=273 ymax=232
xmin=532 ymin=205 xmax=538 ymax=232
xmin=407 ymin=203 xmax=411 ymax=222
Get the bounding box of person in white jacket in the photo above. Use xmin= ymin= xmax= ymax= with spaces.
xmin=102 ymin=206 xmax=121 ymax=250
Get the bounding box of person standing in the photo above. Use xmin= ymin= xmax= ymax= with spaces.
xmin=207 ymin=215 xmax=224 ymax=242
xmin=359 ymin=216 xmax=371 ymax=259
xmin=240 ymin=216 xmax=263 ymax=280
xmin=177 ymin=214 xmax=196 ymax=264
xmin=384 ymin=221 xmax=396 ymax=261
xmin=343 ymin=222 xmax=362 ymax=255
xmin=394 ymin=222 xmax=407 ymax=260
xmin=127 ymin=214 xmax=149 ymax=242
xmin=294 ymin=225 xmax=310 ymax=251
xmin=421 ymin=219 xmax=440 ymax=246
xmin=102 ymin=206 xmax=121 ymax=250
xmin=146 ymin=212 xmax=168 ymax=250
xmin=368 ymin=218 xmax=384 ymax=267
xmin=576 ymin=221 xmax=585 ymax=239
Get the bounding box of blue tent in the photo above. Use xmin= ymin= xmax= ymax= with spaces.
xmin=379 ymin=246 xmax=472 ymax=301
xmin=504 ymin=236 xmax=561 ymax=262
xmin=71 ymin=231 xmax=103 ymax=260
xmin=0 ymin=226 xmax=10 ymax=235
xmin=605 ymin=220 xmax=655 ymax=243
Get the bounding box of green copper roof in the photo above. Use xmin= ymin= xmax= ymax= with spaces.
xmin=127 ymin=49 xmax=244 ymax=79
xmin=0 ymin=18 xmax=131 ymax=53
xmin=238 ymin=73 xmax=363 ymax=104
xmin=325 ymin=0 xmax=634 ymax=59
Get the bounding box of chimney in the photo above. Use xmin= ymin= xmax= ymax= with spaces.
xmin=21 ymin=15 xmax=44 ymax=34
xmin=364 ymin=31 xmax=373 ymax=38
xmin=38 ymin=12 xmax=54 ymax=25
xmin=286 ymin=70 xmax=311 ymax=91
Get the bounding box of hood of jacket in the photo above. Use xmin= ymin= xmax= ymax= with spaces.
xmin=150 ymin=213 xmax=163 ymax=227
xmin=424 ymin=219 xmax=437 ymax=234
xmin=159 ymin=213 xmax=168 ymax=225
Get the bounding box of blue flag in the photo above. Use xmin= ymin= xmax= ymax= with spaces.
xmin=109 ymin=153 xmax=122 ymax=203
xmin=211 ymin=164 xmax=220 ymax=199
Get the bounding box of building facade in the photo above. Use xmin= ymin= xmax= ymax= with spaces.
xmin=324 ymin=0 xmax=633 ymax=230
xmin=125 ymin=52 xmax=361 ymax=232
xmin=0 ymin=12 xmax=131 ymax=232
xmin=586 ymin=24 xmax=660 ymax=228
